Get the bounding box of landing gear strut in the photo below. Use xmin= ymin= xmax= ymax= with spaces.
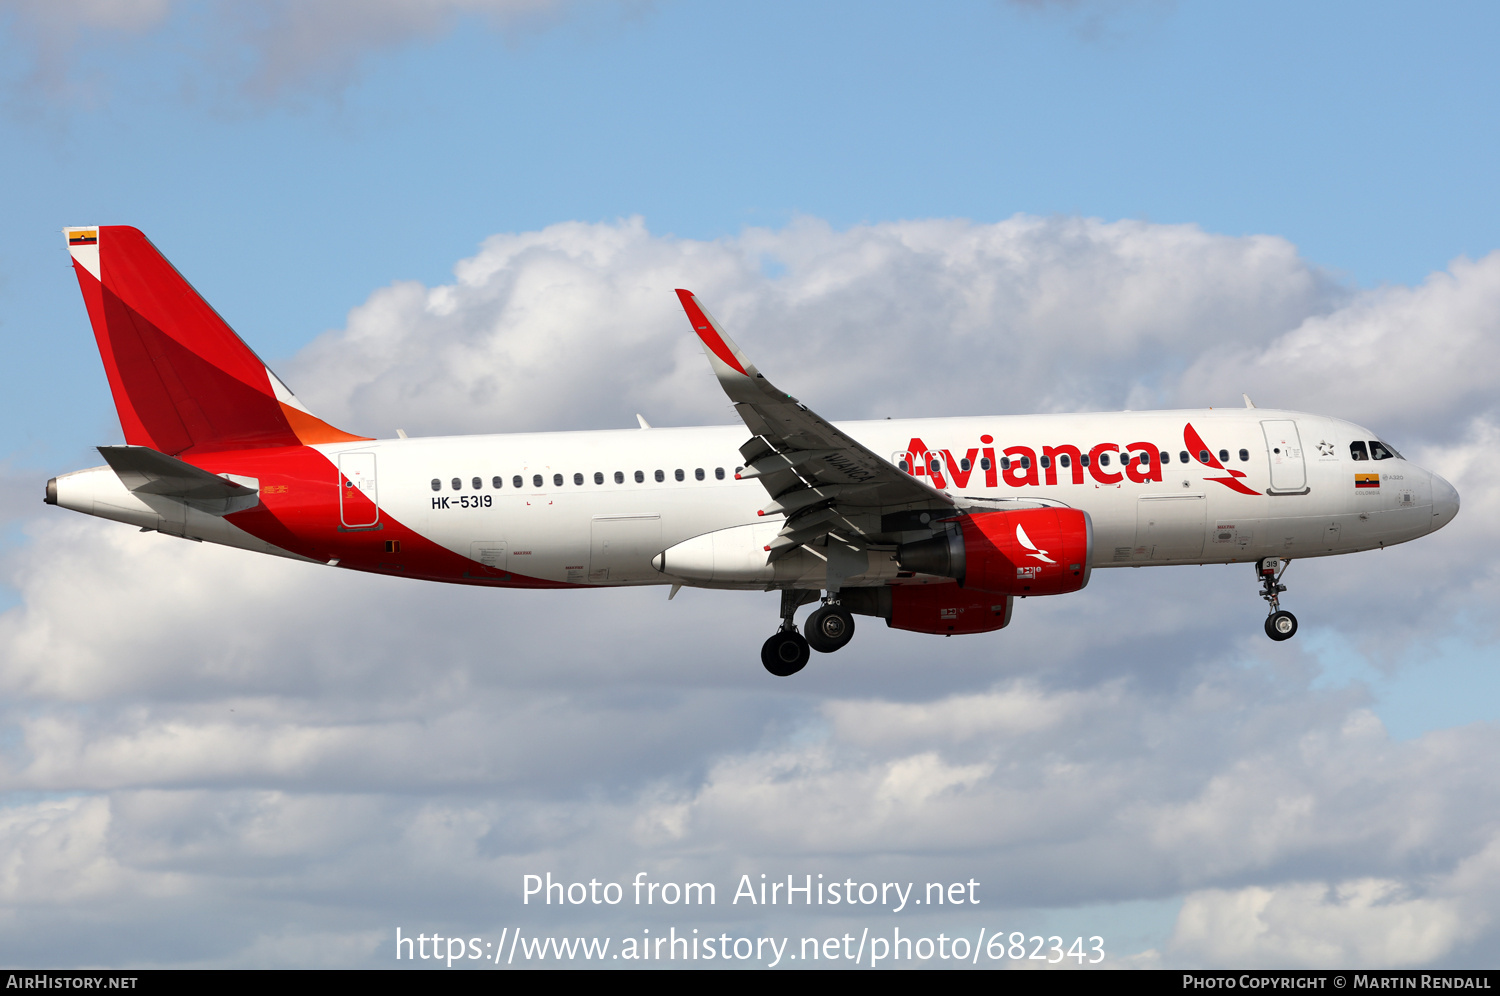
xmin=761 ymin=590 xmax=815 ymax=676
xmin=1257 ymin=557 xmax=1297 ymax=641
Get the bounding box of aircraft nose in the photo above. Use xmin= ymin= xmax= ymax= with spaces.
xmin=1431 ymin=472 xmax=1460 ymax=531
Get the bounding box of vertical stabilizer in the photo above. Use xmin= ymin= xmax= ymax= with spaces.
xmin=65 ymin=226 xmax=368 ymax=455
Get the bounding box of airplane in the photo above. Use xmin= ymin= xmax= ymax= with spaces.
xmin=45 ymin=226 xmax=1461 ymax=676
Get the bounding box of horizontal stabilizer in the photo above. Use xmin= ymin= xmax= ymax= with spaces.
xmin=98 ymin=445 xmax=259 ymax=513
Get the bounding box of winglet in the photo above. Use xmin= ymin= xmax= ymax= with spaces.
xmin=675 ymin=289 xmax=756 ymax=381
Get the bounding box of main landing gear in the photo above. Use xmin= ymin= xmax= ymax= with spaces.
xmin=760 ymin=590 xmax=856 ymax=676
xmin=1257 ymin=557 xmax=1298 ymax=642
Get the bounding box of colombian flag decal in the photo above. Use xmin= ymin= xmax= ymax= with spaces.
xmin=68 ymin=230 xmax=98 ymax=246
xmin=1355 ymin=473 xmax=1380 ymax=489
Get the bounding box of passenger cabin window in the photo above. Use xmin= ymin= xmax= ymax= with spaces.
xmin=1350 ymin=441 xmax=1369 ymax=461
xmin=674 ymin=469 xmax=685 ymax=482
xmin=1058 ymin=455 xmax=1070 ymax=468
xmin=430 ymin=479 xmax=441 ymax=491
xmin=1198 ymin=450 xmax=1211 ymax=464
xmin=1020 ymin=456 xmax=1031 ymax=469
xmin=1369 ymin=441 xmax=1395 ymax=461
xmin=980 ymin=458 xmax=992 ymax=470
xmin=533 ymin=474 xmax=543 ymax=488
xmin=553 ymin=473 xmax=563 ymax=487
xmin=695 ymin=468 xmax=705 ymax=481
xmin=594 ymin=472 xmax=604 ymax=485
xmin=513 ymin=475 xmax=523 ymax=488
xmin=614 ymin=471 xmax=624 ymax=484
xmin=472 ymin=476 xmax=481 ymax=489
xmin=960 ymin=458 xmax=971 ymax=471
xmin=1080 ymin=453 xmax=1090 ymax=467
xmin=1098 ymin=453 xmax=1110 ymax=467
xmin=635 ymin=471 xmax=644 ymax=483
xmin=1179 ymin=451 xmax=1190 ymax=464
xmin=899 ymin=459 xmax=910 ymax=472
xmin=654 ymin=470 xmax=665 ymax=483
xmin=999 ymin=457 xmax=1010 ymax=470
xmin=1040 ymin=455 xmax=1051 ymax=469
xmin=1218 ymin=450 xmax=1229 ymax=463
xmin=1160 ymin=452 xmax=1170 ymax=464
xmin=451 ymin=477 xmax=462 ymax=490
xmin=1238 ymin=449 xmax=1249 ymax=462
xmin=715 ymin=467 xmax=725 ymax=480
xmin=574 ymin=473 xmax=584 ymax=485
xmin=492 ymin=476 xmax=503 ymax=489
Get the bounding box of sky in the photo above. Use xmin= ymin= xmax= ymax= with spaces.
xmin=1 ymin=0 xmax=1499 ymax=970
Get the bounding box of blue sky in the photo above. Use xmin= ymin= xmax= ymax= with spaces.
xmin=2 ymin=0 xmax=1499 ymax=969
xmin=5 ymin=0 xmax=1498 ymax=465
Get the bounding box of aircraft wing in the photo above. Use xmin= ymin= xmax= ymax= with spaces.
xmin=675 ymin=289 xmax=954 ymax=558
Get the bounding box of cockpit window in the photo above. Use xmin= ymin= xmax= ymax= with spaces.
xmin=1369 ymin=440 xmax=1397 ymax=461
xmin=1349 ymin=441 xmax=1369 ymax=461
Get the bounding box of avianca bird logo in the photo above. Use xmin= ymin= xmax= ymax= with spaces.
xmin=1016 ymin=524 xmax=1055 ymax=563
xmin=1184 ymin=423 xmax=1260 ymax=495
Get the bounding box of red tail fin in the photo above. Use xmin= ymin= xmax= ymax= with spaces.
xmin=65 ymin=226 xmax=367 ymax=455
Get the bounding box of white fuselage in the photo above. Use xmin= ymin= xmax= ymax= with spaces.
xmin=318 ymin=408 xmax=1454 ymax=587
xmin=54 ymin=407 xmax=1457 ymax=590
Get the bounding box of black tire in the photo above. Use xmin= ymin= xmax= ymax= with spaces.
xmin=805 ymin=606 xmax=856 ymax=653
xmin=1265 ymin=610 xmax=1298 ymax=641
xmin=761 ymin=632 xmax=810 ymax=676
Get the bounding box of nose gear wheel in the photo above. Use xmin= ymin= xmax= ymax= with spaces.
xmin=1256 ymin=557 xmax=1297 ymax=642
xmin=1265 ymin=610 xmax=1298 ymax=641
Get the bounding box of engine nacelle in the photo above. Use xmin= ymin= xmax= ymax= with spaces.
xmin=896 ymin=507 xmax=1093 ymax=596
xmin=840 ymin=582 xmax=1013 ymax=635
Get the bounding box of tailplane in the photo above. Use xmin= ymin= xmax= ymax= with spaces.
xmin=65 ymin=226 xmax=367 ymax=455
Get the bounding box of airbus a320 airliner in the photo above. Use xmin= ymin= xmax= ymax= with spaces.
xmin=46 ymin=227 xmax=1460 ymax=675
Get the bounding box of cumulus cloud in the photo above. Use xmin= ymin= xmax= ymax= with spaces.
xmin=4 ymin=214 xmax=1499 ymax=966
xmin=288 ymin=214 xmax=1342 ymax=436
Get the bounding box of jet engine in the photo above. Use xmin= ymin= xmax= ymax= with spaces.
xmin=896 ymin=507 xmax=1093 ymax=595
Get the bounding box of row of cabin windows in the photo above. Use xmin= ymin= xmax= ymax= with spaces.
xmin=900 ymin=448 xmax=1255 ymax=474
xmin=1350 ymin=440 xmax=1400 ymax=461
xmin=430 ymin=467 xmax=729 ymax=492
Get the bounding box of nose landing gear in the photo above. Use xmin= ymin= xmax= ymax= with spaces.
xmin=1257 ymin=557 xmax=1297 ymax=641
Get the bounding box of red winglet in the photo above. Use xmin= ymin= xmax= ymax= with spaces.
xmin=675 ymin=289 xmax=748 ymax=376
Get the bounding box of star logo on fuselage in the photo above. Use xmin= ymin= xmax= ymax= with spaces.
xmin=1316 ymin=440 xmax=1335 ymax=457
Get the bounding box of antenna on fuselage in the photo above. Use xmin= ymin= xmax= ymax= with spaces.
xmin=1242 ymin=394 xmax=1257 ymax=409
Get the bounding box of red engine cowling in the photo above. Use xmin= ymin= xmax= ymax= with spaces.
xmin=897 ymin=507 xmax=1093 ymax=596
xmin=888 ymin=582 xmax=1012 ymax=635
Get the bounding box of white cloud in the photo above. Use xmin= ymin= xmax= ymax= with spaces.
xmin=290 ymin=214 xmax=1341 ymax=436
xmin=1168 ymin=879 xmax=1477 ymax=969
